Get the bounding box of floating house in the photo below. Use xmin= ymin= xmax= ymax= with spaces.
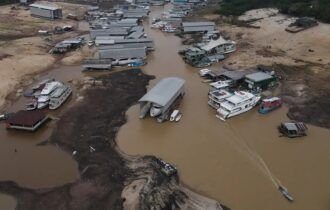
xmin=244 ymin=72 xmax=277 ymax=92
xmin=98 ymin=42 xmax=154 ymax=51
xmin=139 ymin=77 xmax=185 ymax=122
xmin=6 ymin=110 xmax=49 ymax=131
xmin=98 ymin=47 xmax=147 ymax=59
xmin=200 ymin=37 xmax=236 ymax=54
xmin=181 ymin=21 xmax=215 ymax=33
xmin=90 ymin=29 xmax=130 ymax=39
xmin=30 ymin=3 xmax=62 ymax=20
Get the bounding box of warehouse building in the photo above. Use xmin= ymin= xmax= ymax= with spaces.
xmin=30 ymin=3 xmax=62 ymax=19
xmin=98 ymin=47 xmax=147 ymax=59
xmin=138 ymin=77 xmax=185 ymax=122
xmin=181 ymin=22 xmax=215 ymax=33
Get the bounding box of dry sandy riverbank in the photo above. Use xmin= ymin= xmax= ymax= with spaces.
xmin=0 ymin=2 xmax=93 ymax=109
xmin=201 ymin=8 xmax=330 ymax=127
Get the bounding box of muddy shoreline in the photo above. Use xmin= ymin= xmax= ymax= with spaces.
xmin=0 ymin=70 xmax=228 ymax=209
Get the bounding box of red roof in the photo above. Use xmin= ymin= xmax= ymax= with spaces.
xmin=7 ymin=110 xmax=46 ymax=126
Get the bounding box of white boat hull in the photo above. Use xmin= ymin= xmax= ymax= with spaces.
xmin=49 ymin=87 xmax=72 ymax=110
xmin=216 ymin=96 xmax=260 ymax=120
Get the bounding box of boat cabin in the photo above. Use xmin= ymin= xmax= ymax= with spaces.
xmin=244 ymin=72 xmax=278 ymax=92
xmin=278 ymin=122 xmax=307 ymax=138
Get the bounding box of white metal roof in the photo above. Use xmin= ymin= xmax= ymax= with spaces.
xmin=139 ymin=77 xmax=185 ymax=106
xmin=182 ymin=22 xmax=215 ymax=27
xmin=30 ymin=3 xmax=60 ymax=11
xmin=245 ymin=72 xmax=273 ymax=82
xmin=201 ymin=37 xmax=228 ymax=51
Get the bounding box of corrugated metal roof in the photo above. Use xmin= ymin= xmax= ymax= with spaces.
xmin=95 ymin=36 xmax=126 ymax=40
xmin=118 ymin=18 xmax=138 ymax=23
xmin=98 ymin=47 xmax=147 ymax=59
xmin=7 ymin=110 xmax=46 ymax=126
xmin=245 ymin=72 xmax=273 ymax=82
xmin=95 ymin=39 xmax=115 ymax=45
xmin=139 ymin=77 xmax=185 ymax=107
xmin=201 ymin=37 xmax=227 ymax=51
xmin=127 ymin=31 xmax=144 ymax=39
xmin=182 ymin=22 xmax=215 ymax=27
xmin=30 ymin=3 xmax=60 ymax=11
xmin=98 ymin=43 xmax=151 ymax=50
xmin=222 ymin=70 xmax=257 ymax=81
xmin=114 ymin=38 xmax=153 ymax=44
xmin=183 ymin=25 xmax=215 ymax=32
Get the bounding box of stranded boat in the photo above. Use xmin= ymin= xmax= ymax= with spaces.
xmin=278 ymin=121 xmax=307 ymax=138
xmin=208 ymin=89 xmax=232 ymax=109
xmin=37 ymin=81 xmax=63 ymax=109
xmin=49 ymin=85 xmax=72 ymax=110
xmin=278 ymin=186 xmax=294 ymax=202
xmin=216 ymin=91 xmax=261 ymax=121
xmin=258 ymin=97 xmax=282 ymax=114
xmin=26 ymin=100 xmax=37 ymax=111
xmin=209 ymin=79 xmax=233 ymax=90
xmin=199 ymin=68 xmax=211 ymax=77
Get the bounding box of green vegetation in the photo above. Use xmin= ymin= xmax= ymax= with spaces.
xmin=218 ymin=0 xmax=330 ymax=23
xmin=0 ymin=0 xmax=18 ymax=5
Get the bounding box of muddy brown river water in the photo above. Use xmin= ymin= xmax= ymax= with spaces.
xmin=117 ymin=6 xmax=330 ymax=210
xmin=0 ymin=66 xmax=82 ymax=209
xmin=0 ymin=5 xmax=329 ymax=210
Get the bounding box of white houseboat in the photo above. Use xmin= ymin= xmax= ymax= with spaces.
xmin=49 ymin=85 xmax=72 ymax=110
xmin=37 ymin=81 xmax=62 ymax=109
xmin=208 ymin=89 xmax=232 ymax=109
xmin=216 ymin=91 xmax=260 ymax=121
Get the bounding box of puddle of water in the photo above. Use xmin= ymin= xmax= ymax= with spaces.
xmin=117 ymin=6 xmax=330 ymax=210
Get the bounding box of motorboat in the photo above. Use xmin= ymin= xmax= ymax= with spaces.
xmin=37 ymin=102 xmax=49 ymax=109
xmin=199 ymin=68 xmax=211 ymax=77
xmin=216 ymin=91 xmax=261 ymax=121
xmin=258 ymin=97 xmax=282 ymax=114
xmin=209 ymin=79 xmax=233 ymax=90
xmin=208 ymin=89 xmax=233 ymax=109
xmin=170 ymin=110 xmax=180 ymax=122
xmin=49 ymin=85 xmax=72 ymax=110
xmin=175 ymin=113 xmax=182 ymax=122
xmin=26 ymin=100 xmax=37 ymax=111
xmin=278 ymin=186 xmax=294 ymax=202
xmin=40 ymin=81 xmax=62 ymax=96
xmin=150 ymin=105 xmax=162 ymax=117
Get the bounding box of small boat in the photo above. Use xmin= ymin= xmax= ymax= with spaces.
xmin=278 ymin=186 xmax=294 ymax=202
xmin=209 ymin=79 xmax=233 ymax=90
xmin=31 ymin=79 xmax=54 ymax=91
xmin=26 ymin=100 xmax=37 ymax=111
xmin=199 ymin=68 xmax=211 ymax=77
xmin=258 ymin=97 xmax=282 ymax=114
xmin=278 ymin=121 xmax=307 ymax=138
xmin=170 ymin=110 xmax=180 ymax=122
xmin=175 ymin=113 xmax=182 ymax=122
xmin=37 ymin=102 xmax=49 ymax=109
